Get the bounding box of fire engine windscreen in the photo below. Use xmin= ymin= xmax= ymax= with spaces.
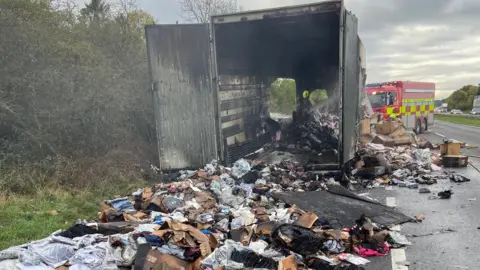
xmin=368 ymin=92 xmax=396 ymax=108
xmin=212 ymin=6 xmax=342 ymax=165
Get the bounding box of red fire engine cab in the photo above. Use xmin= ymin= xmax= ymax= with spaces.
xmin=366 ymin=81 xmax=436 ymax=134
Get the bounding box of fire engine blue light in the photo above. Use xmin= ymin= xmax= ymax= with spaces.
xmin=366 ymin=83 xmax=384 ymax=88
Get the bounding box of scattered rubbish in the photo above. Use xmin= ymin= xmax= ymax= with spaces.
xmin=389 ymin=231 xmax=412 ymax=246
xmin=1 ymin=155 xmax=419 ymax=270
xmin=449 ymin=173 xmax=471 ymax=183
xmin=415 ymin=215 xmax=425 ymax=222
xmin=407 ymin=182 xmax=419 ymax=189
xmin=2 ymin=108 xmax=470 ymax=269
xmin=338 ymin=253 xmax=370 ymax=265
xmin=419 ymin=188 xmax=431 ymax=194
xmin=438 ymin=190 xmax=453 ymax=199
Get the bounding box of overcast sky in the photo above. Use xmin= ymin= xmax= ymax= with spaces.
xmin=75 ymin=0 xmax=480 ymax=99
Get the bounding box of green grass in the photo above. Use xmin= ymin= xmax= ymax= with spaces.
xmin=0 ymin=183 xmax=144 ymax=249
xmin=435 ymin=114 xmax=480 ymax=127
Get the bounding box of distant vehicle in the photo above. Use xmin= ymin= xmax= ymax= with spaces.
xmin=472 ymin=96 xmax=480 ymax=115
xmin=451 ymin=109 xmax=462 ymax=115
xmin=438 ymin=103 xmax=448 ymax=113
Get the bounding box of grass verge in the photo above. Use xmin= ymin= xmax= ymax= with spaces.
xmin=0 ymin=181 xmax=145 ymax=250
xmin=435 ymin=114 xmax=480 ymax=127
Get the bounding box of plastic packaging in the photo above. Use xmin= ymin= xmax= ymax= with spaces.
xmin=389 ymin=231 xmax=411 ymax=246
xmin=68 ymin=245 xmax=106 ymax=270
xmin=220 ymin=173 xmax=235 ymax=186
xmin=413 ymin=149 xmax=432 ymax=165
xmin=0 ymin=246 xmax=23 ymax=261
xmin=323 ymin=240 xmax=344 ymax=253
xmin=218 ymin=187 xmax=245 ymax=208
xmin=231 ymin=217 xmax=244 ymax=230
xmin=201 ymin=240 xmax=246 ymax=269
xmin=248 ymin=240 xmax=268 ymax=254
xmin=407 ymin=182 xmax=419 ymax=189
xmin=338 ymin=253 xmax=370 ymax=265
xmin=232 ymin=159 xmax=251 ymax=178
xmin=162 ymin=197 xmax=183 ymax=212
xmin=197 ymin=213 xmax=215 ymax=224
xmin=20 ymin=242 xmax=75 ymax=267
xmin=232 ymin=208 xmax=256 ymax=226
xmin=170 ymin=212 xmax=188 ymax=222
xmin=215 ymin=218 xmax=230 ymax=232
xmin=108 ymin=198 xmax=134 ymax=212
xmin=239 ymin=183 xmax=254 ymax=198
xmin=204 ymin=164 xmax=216 ymax=176
xmin=136 ymin=224 xmax=157 ymax=233
xmin=255 ymin=179 xmax=267 ymax=186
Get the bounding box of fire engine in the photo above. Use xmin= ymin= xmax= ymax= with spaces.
xmin=366 ymin=81 xmax=436 ymax=134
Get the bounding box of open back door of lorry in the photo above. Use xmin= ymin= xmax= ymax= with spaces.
xmin=145 ymin=25 xmax=219 ymax=170
xmin=341 ymin=10 xmax=361 ymax=164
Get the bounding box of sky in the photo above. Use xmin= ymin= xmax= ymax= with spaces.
xmin=74 ymin=0 xmax=480 ymax=99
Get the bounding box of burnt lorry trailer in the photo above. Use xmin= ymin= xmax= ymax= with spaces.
xmin=145 ymin=0 xmax=366 ymax=172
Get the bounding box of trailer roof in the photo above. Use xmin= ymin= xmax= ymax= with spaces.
xmin=211 ymin=0 xmax=342 ymax=24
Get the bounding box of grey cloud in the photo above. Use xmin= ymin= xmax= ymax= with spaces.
xmin=136 ymin=0 xmax=180 ymax=23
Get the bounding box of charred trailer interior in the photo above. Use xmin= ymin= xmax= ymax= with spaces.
xmin=145 ymin=0 xmax=365 ymax=171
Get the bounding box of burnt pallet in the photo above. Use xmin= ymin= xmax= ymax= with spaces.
xmin=443 ymin=155 xmax=468 ymax=168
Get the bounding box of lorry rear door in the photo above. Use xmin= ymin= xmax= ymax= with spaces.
xmin=145 ymin=25 xmax=219 ymax=170
xmin=341 ymin=10 xmax=361 ymax=164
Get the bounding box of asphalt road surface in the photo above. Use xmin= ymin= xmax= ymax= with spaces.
xmin=366 ymin=120 xmax=480 ymax=270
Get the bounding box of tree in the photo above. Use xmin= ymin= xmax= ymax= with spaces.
xmin=445 ymin=85 xmax=480 ymax=110
xmin=80 ymin=0 xmax=110 ymax=22
xmin=269 ymin=78 xmax=296 ymax=114
xmin=178 ymin=0 xmax=242 ymax=23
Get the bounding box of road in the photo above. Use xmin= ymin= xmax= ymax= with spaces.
xmin=367 ymin=120 xmax=480 ymax=270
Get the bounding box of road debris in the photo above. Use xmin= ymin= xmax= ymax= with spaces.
xmin=0 ymin=156 xmax=416 ymax=270
xmin=419 ymin=188 xmax=431 ymax=194
xmin=415 ymin=215 xmax=426 ymax=222
xmin=1 ymin=109 xmax=472 ymax=269
xmin=438 ymin=190 xmax=453 ymax=199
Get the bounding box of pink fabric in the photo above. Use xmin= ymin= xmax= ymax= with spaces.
xmin=354 ymin=245 xmax=390 ymax=257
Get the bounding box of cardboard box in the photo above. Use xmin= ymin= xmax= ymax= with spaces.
xmin=371 ymin=135 xmax=395 ymax=147
xmin=360 ymin=119 xmax=371 ymax=135
xmin=144 ymin=253 xmax=189 ymax=270
xmin=293 ymin=212 xmax=318 ymax=228
xmin=389 ymin=126 xmax=406 ymax=138
xmin=394 ymin=135 xmax=412 ymax=146
xmin=360 ymin=134 xmax=373 ymax=144
xmin=278 ymin=255 xmax=297 ymax=270
xmin=440 ymin=142 xmax=461 ymax=155
xmin=375 ymin=120 xmax=401 ymax=135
